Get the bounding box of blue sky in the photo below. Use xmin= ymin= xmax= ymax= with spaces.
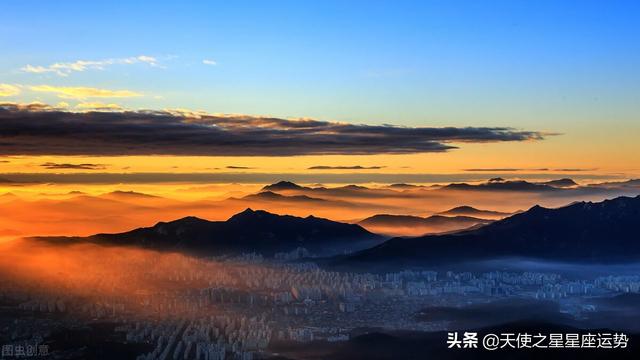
xmin=1 ymin=0 xmax=639 ymax=131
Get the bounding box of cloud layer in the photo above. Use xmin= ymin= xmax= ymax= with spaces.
xmin=0 ymin=104 xmax=549 ymax=156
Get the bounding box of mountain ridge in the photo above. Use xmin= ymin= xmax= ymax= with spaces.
xmin=346 ymin=195 xmax=640 ymax=265
xmin=32 ymin=208 xmax=384 ymax=256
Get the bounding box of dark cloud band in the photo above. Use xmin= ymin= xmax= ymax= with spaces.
xmin=465 ymin=168 xmax=595 ymax=172
xmin=41 ymin=162 xmax=106 ymax=170
xmin=308 ymin=165 xmax=385 ymax=170
xmin=0 ymin=104 xmax=550 ymax=156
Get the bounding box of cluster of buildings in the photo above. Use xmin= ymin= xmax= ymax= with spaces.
xmin=3 ymin=253 xmax=640 ymax=358
xmin=123 ymin=315 xmax=269 ymax=360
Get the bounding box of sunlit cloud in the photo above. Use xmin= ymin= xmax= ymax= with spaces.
xmin=29 ymin=85 xmax=142 ymax=99
xmin=75 ymin=102 xmax=123 ymax=111
xmin=0 ymin=84 xmax=21 ymax=97
xmin=21 ymin=55 xmax=160 ymax=76
xmin=202 ymin=59 xmax=217 ymax=66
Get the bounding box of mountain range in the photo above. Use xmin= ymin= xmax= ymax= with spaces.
xmin=30 ymin=193 xmax=640 ymax=266
xmin=346 ymin=195 xmax=640 ymax=265
xmin=33 ymin=208 xmax=384 ymax=256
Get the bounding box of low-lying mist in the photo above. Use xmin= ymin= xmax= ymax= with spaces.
xmin=0 ymin=239 xmax=271 ymax=321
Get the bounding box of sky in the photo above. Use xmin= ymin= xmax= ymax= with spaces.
xmin=0 ymin=0 xmax=639 ymax=180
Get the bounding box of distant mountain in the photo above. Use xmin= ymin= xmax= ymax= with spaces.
xmin=234 ymin=191 xmax=362 ymax=211
xmin=590 ymin=179 xmax=640 ymax=189
xmin=34 ymin=209 xmax=384 ymax=256
xmin=261 ymin=181 xmax=306 ymax=191
xmin=241 ymin=191 xmax=328 ymax=203
xmin=539 ymin=178 xmax=578 ymax=188
xmin=260 ymin=181 xmax=412 ymax=199
xmin=101 ymin=190 xmax=161 ymax=199
xmin=358 ymin=214 xmax=492 ymax=236
xmin=438 ymin=206 xmax=511 ymax=219
xmin=386 ymin=183 xmax=423 ymax=189
xmin=442 ymin=180 xmax=557 ymax=192
xmin=0 ymin=192 xmax=18 ymax=199
xmin=347 ymin=195 xmax=640 ymax=265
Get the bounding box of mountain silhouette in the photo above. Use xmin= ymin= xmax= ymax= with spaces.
xmin=347 ymin=195 xmax=640 ymax=265
xmin=590 ymin=179 xmax=640 ymax=189
xmin=34 ymin=208 xmax=383 ymax=256
xmin=539 ymin=178 xmax=578 ymax=188
xmin=260 ymin=181 xmax=405 ymax=199
xmin=261 ymin=181 xmax=306 ymax=191
xmin=358 ymin=214 xmax=492 ymax=236
xmin=437 ymin=205 xmax=511 ymax=219
xmin=101 ymin=190 xmax=160 ymax=199
xmin=442 ymin=180 xmax=557 ymax=192
xmin=241 ymin=191 xmax=328 ymax=203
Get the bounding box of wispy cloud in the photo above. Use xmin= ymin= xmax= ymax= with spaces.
xmin=308 ymin=165 xmax=385 ymax=170
xmin=40 ymin=162 xmax=107 ymax=170
xmin=202 ymin=59 xmax=217 ymax=66
xmin=0 ymin=103 xmax=552 ymax=156
xmin=21 ymin=55 xmax=159 ymax=76
xmin=226 ymin=166 xmax=254 ymax=169
xmin=0 ymin=84 xmax=21 ymax=97
xmin=29 ymin=85 xmax=142 ymax=99
xmin=75 ymin=102 xmax=123 ymax=111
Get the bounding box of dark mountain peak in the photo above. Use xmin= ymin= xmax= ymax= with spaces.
xmin=439 ymin=205 xmax=511 ymax=218
xmin=228 ymin=207 xmax=260 ymax=219
xmin=340 ymin=184 xmax=369 ymax=190
xmin=160 ymin=215 xmax=210 ymax=226
xmin=261 ymin=181 xmax=304 ymax=191
xmin=104 ymin=190 xmax=159 ymax=198
xmin=387 ymin=183 xmax=419 ymax=189
xmin=540 ymin=178 xmax=578 ymax=188
xmin=446 ymin=205 xmax=477 ymax=212
xmin=489 ymin=177 xmax=505 ymax=183
xmin=248 ymin=191 xmax=284 ymax=199
xmin=528 ymin=204 xmax=547 ymax=211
